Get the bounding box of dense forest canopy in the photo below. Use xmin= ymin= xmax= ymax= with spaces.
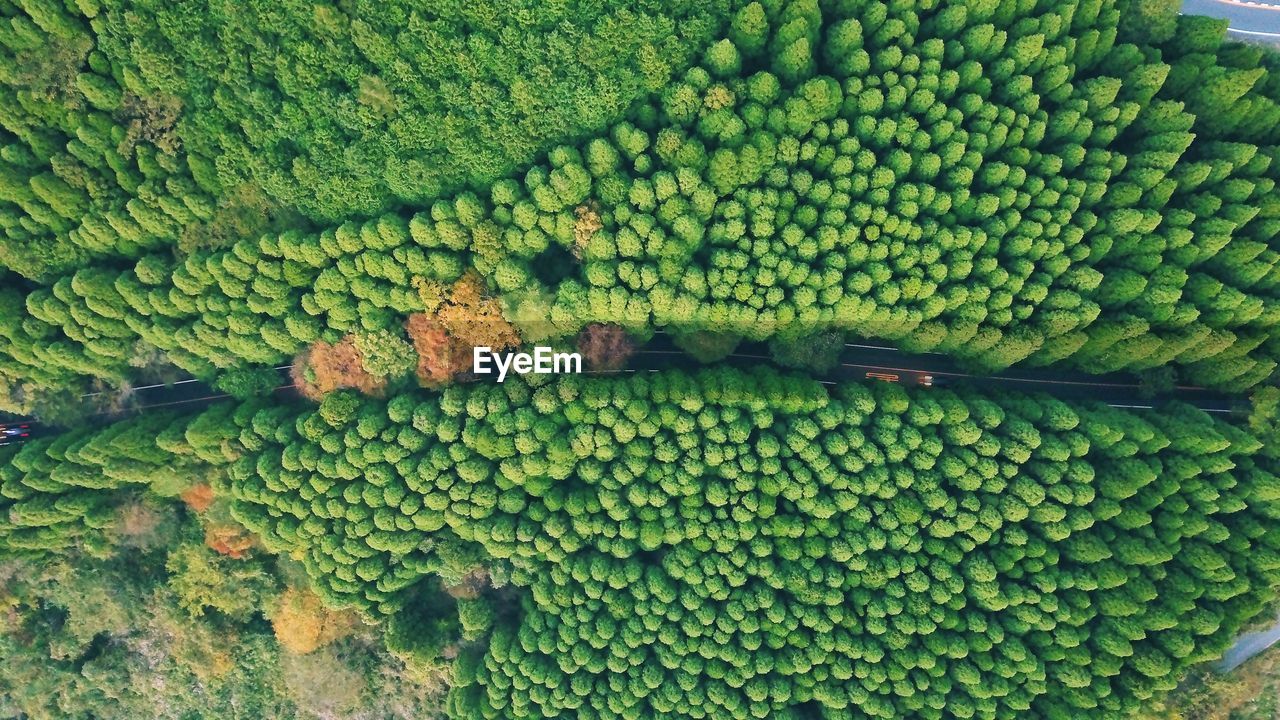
xmin=3 ymin=0 xmax=1280 ymax=420
xmin=4 ymin=369 xmax=1280 ymax=718
xmin=91 ymin=0 xmax=733 ymax=222
xmin=4 ymin=0 xmax=1280 ymax=718
xmin=0 ymin=530 xmax=453 ymax=718
xmin=0 ymin=0 xmax=733 ymax=277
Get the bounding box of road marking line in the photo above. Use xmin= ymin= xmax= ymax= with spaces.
xmin=639 ymin=348 xmax=1221 ymax=393
xmin=1177 ymin=8 xmax=1280 ymax=37
xmin=1211 ymin=0 xmax=1280 ymax=10
xmin=1226 ymin=27 xmax=1280 ymax=37
xmin=834 ymin=361 xmax=1143 ymax=389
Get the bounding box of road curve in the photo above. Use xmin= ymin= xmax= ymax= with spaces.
xmin=1214 ymin=610 xmax=1280 ymax=673
xmin=1182 ymin=0 xmax=1280 ymax=38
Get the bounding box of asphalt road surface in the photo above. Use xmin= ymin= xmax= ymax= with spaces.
xmin=0 ymin=333 xmax=1239 ymax=445
xmin=1215 ymin=610 xmax=1280 ymax=672
xmin=0 ymin=336 xmax=1240 ymax=446
xmin=1183 ymin=0 xmax=1280 ymax=39
xmin=635 ymin=334 xmax=1237 ymax=415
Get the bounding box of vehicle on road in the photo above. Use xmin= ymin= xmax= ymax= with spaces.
xmin=864 ymin=371 xmax=942 ymax=388
xmin=865 ymin=372 xmax=900 ymax=383
xmin=0 ymin=423 xmax=30 ymax=446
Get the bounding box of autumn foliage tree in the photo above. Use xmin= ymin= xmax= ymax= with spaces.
xmin=271 ymin=587 xmax=358 ymax=655
xmin=406 ymin=314 xmax=467 ymax=387
xmin=576 ymin=323 xmax=635 ymax=371
xmin=292 ymin=336 xmax=385 ymax=400
xmin=407 ymin=272 xmax=523 ymax=387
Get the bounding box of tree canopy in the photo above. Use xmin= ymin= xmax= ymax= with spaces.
xmin=2 ymin=0 xmax=1280 ymax=716
xmin=3 ymin=0 xmax=1280 ymax=413
xmin=7 ymin=369 xmax=1278 ymax=718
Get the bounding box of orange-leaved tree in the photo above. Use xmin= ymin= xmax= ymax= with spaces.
xmin=271 ymin=586 xmax=359 ymax=655
xmin=406 ymin=271 xmax=521 ymax=387
xmin=291 ymin=336 xmax=386 ymax=400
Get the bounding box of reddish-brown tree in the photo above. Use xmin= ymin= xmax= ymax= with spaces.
xmin=204 ymin=524 xmax=255 ymax=559
xmin=406 ymin=272 xmax=522 ymax=387
xmin=291 ymin=336 xmax=386 ymax=400
xmin=577 ymin=323 xmax=635 ymax=372
xmin=406 ymin=313 xmax=467 ymax=387
xmin=180 ymin=484 xmax=215 ymax=513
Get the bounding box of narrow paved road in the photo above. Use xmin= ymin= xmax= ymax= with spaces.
xmin=1214 ymin=611 xmax=1280 ymax=672
xmin=1183 ymin=0 xmax=1280 ymax=39
xmin=638 ymin=334 xmax=1237 ymax=414
xmin=0 ymin=338 xmax=1240 ymax=444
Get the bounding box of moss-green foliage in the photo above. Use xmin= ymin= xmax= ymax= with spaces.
xmin=165 ymin=540 xmax=277 ymax=621
xmin=0 ymin=557 xmax=292 ymax=720
xmin=211 ymin=369 xmax=1280 ymax=719
xmin=0 ymin=0 xmax=217 ymax=281
xmin=213 ymin=366 xmax=282 ymax=400
xmin=4 ymin=370 xmax=1280 ymax=717
xmin=769 ymin=330 xmax=845 ymax=372
xmin=8 ymin=0 xmax=1280 ymax=717
xmin=0 ymin=405 xmax=447 ymax=718
xmin=0 ymin=541 xmax=447 ymax=719
xmin=2 ymin=215 xmax=459 ymax=394
xmin=90 ymin=0 xmax=734 ymax=223
xmin=671 ymin=329 xmax=743 ymax=363
xmin=456 ymin=0 xmax=1280 ymax=389
xmin=0 ymin=0 xmax=733 ymax=279
xmin=353 ymin=329 xmax=417 ymax=379
xmin=0 ymin=411 xmax=206 ymax=557
xmin=4 ymin=0 xmax=1280 ymax=399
